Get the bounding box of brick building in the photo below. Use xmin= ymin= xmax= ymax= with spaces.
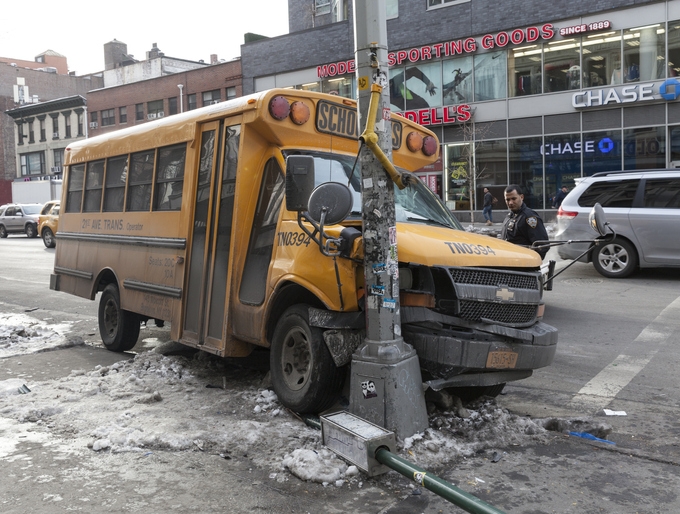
xmin=1 ymin=63 xmax=102 ymax=204
xmin=87 ymin=58 xmax=242 ymax=137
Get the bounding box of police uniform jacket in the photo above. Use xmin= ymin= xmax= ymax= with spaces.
xmin=501 ymin=203 xmax=549 ymax=258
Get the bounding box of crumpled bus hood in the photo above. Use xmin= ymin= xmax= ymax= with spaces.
xmin=395 ymin=222 xmax=543 ymax=268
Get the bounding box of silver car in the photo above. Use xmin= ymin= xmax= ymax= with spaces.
xmin=555 ymin=169 xmax=680 ymax=278
xmin=0 ymin=203 xmax=43 ymax=238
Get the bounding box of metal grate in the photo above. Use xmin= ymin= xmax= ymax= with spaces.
xmin=449 ymin=268 xmax=539 ymax=290
xmin=459 ymin=300 xmax=537 ymax=325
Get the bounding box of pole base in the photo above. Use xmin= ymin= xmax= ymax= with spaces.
xmin=349 ymin=338 xmax=429 ymax=439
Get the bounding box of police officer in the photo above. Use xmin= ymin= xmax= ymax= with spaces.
xmin=501 ymin=185 xmax=549 ymax=259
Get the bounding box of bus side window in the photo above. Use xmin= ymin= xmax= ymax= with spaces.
xmin=239 ymin=158 xmax=285 ymax=306
xmin=154 ymin=143 xmax=187 ymax=211
xmin=103 ymin=155 xmax=129 ymax=212
xmin=83 ymin=160 xmax=105 ymax=212
xmin=66 ymin=164 xmax=86 ymax=213
xmin=127 ymin=150 xmax=155 ymax=212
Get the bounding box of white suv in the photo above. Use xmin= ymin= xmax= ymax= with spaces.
xmin=555 ymin=169 xmax=680 ymax=278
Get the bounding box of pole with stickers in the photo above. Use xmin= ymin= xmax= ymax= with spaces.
xmin=348 ymin=0 xmax=429 ymax=439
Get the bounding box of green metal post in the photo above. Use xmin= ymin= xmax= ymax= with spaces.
xmin=375 ymin=448 xmax=507 ymax=514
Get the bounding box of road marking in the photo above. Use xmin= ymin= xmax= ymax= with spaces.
xmin=568 ymin=296 xmax=680 ymax=411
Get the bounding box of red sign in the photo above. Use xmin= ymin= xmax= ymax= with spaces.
xmin=317 ymin=24 xmax=555 ymax=78
xmin=399 ymin=105 xmax=472 ymax=126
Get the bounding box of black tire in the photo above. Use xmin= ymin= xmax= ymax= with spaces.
xmin=0 ymin=225 xmax=7 ymax=238
xmin=270 ymin=304 xmax=344 ymax=413
xmin=449 ymin=383 xmax=506 ymax=403
xmin=592 ymin=238 xmax=638 ymax=278
xmin=98 ymin=284 xmax=140 ymax=352
xmin=42 ymin=227 xmax=56 ymax=248
xmin=25 ymin=223 xmax=37 ymax=238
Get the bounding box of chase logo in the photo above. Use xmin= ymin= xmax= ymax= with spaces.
xmin=660 ymin=79 xmax=680 ymax=101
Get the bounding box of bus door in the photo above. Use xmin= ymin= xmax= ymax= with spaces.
xmin=182 ymin=119 xmax=247 ymax=355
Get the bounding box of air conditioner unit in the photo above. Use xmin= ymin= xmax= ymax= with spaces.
xmin=53 ymin=132 xmax=59 ymax=138
xmin=50 ymin=166 xmax=62 ymax=173
xmin=89 ymin=122 xmax=98 ymax=128
xmin=147 ymin=113 xmax=157 ymax=119
xmin=157 ymin=112 xmax=165 ymax=118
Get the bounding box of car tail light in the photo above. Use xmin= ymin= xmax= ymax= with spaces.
xmin=557 ymin=206 xmax=578 ymax=220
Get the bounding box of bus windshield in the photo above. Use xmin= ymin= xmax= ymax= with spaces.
xmin=285 ymin=150 xmax=462 ymax=230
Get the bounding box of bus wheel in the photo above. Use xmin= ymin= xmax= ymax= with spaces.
xmin=98 ymin=284 xmax=140 ymax=352
xmin=270 ymin=305 xmax=343 ymax=413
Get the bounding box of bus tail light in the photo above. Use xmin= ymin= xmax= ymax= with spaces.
xmin=269 ymin=96 xmax=290 ymax=120
xmin=422 ymin=136 xmax=437 ymax=156
xmin=406 ymin=132 xmax=423 ymax=152
xmin=289 ymin=101 xmax=310 ymax=125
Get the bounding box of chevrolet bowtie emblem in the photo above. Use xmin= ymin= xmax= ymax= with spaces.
xmin=496 ymin=287 xmax=514 ymax=301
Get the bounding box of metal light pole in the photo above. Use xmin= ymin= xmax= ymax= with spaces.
xmin=348 ymin=0 xmax=429 ymax=439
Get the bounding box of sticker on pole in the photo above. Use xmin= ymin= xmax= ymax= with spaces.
xmin=358 ymin=76 xmax=370 ymax=90
xmin=369 ymin=285 xmax=385 ymax=296
xmin=373 ymin=263 xmax=387 ymax=274
xmin=382 ymin=299 xmax=396 ymax=309
xmin=414 ymin=471 xmax=426 ymax=485
xmin=361 ymin=380 xmax=377 ymax=399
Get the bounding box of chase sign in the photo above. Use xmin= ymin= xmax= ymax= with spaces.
xmin=573 ymin=79 xmax=680 ymax=108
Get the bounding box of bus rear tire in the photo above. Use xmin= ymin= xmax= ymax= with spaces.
xmin=270 ymin=304 xmax=343 ymax=414
xmin=98 ymin=284 xmax=140 ymax=352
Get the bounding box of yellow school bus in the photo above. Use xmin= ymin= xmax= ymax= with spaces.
xmin=50 ymin=88 xmax=556 ymax=413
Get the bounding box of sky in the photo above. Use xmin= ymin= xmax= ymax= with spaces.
xmin=0 ymin=0 xmax=290 ymax=75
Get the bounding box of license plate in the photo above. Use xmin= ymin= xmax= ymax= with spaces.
xmin=486 ymin=348 xmax=518 ymax=369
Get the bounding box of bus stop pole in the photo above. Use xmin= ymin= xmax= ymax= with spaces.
xmin=348 ymin=0 xmax=429 ymax=439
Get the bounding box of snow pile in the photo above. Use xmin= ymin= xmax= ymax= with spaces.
xmin=0 ymin=314 xmax=553 ymax=486
xmin=0 ymin=313 xmax=80 ymax=358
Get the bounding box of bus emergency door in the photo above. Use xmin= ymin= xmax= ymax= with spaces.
xmin=182 ymin=119 xmax=242 ymax=353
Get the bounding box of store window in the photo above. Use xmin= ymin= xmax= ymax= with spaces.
xmin=444 ymin=143 xmax=471 ymax=210
xmin=582 ymin=32 xmax=621 ymax=86
xmin=442 ymin=56 xmax=473 ymax=104
xmin=624 ymin=126 xmax=665 ymax=170
xmin=474 ymin=51 xmax=507 ymax=101
xmin=322 ymin=76 xmax=353 ymax=97
xmin=543 ymin=135 xmax=582 ymax=202
xmin=622 ymin=24 xmax=665 ymax=83
xmin=298 ymin=82 xmax=320 ymax=92
xmin=474 ymin=139 xmax=508 ymax=208
xmin=389 ymin=62 xmax=441 ymax=112
xmin=509 ymin=137 xmax=543 ymax=209
xmin=669 ymin=125 xmax=680 ymax=165
xmin=509 ymin=44 xmax=543 ymax=97
xmin=543 ymin=39 xmax=582 ymax=93
xmin=668 ymin=21 xmax=680 ymax=77
xmin=583 ymin=130 xmax=623 ymax=176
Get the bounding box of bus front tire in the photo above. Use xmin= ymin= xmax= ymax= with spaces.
xmin=98 ymin=284 xmax=140 ymax=352
xmin=270 ymin=304 xmax=343 ymax=414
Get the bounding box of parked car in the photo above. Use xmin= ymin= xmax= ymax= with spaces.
xmin=555 ymin=169 xmax=680 ymax=278
xmin=0 ymin=203 xmax=44 ymax=239
xmin=38 ymin=200 xmax=60 ymax=248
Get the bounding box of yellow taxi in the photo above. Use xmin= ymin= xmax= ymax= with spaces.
xmin=38 ymin=200 xmax=60 ymax=248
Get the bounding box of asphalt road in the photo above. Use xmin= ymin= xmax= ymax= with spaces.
xmin=1 ymin=234 xmax=679 ymax=513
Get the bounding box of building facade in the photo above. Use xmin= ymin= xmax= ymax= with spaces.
xmin=86 ymin=58 xmax=243 ymax=138
xmin=242 ymin=0 xmax=680 ymax=218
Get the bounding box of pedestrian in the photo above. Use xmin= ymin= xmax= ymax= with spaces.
xmin=501 ymin=185 xmax=549 ymax=259
xmin=553 ymin=186 xmax=568 ymax=208
xmin=482 ymin=187 xmax=495 ymax=225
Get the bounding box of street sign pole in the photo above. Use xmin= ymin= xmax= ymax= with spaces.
xmin=349 ymin=0 xmax=429 ymax=439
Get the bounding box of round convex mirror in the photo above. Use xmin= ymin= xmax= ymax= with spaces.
xmin=588 ymin=203 xmax=608 ymax=237
xmin=307 ymin=182 xmax=353 ymax=225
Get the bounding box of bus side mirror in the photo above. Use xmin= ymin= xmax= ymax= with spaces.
xmin=589 ymin=203 xmax=608 ymax=237
xmin=285 ymin=155 xmax=315 ymax=212
xmin=308 ymin=182 xmax=353 ymax=225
